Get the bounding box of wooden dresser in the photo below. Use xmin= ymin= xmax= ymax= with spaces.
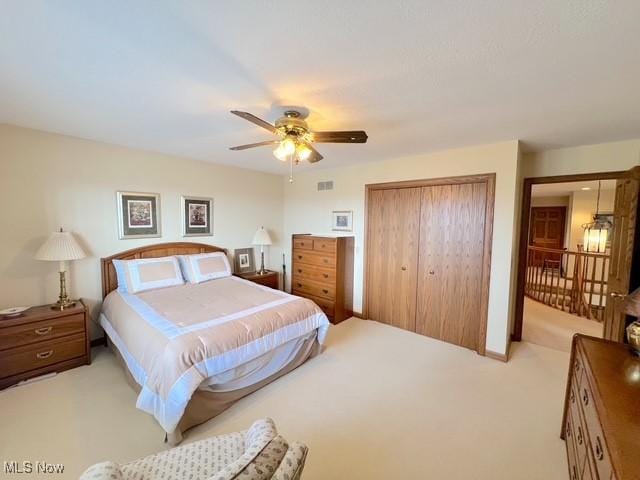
xmin=0 ymin=302 xmax=90 ymax=389
xmin=561 ymin=335 xmax=640 ymax=480
xmin=291 ymin=234 xmax=354 ymax=324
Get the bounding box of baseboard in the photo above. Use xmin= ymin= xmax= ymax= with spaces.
xmin=485 ymin=349 xmax=509 ymax=362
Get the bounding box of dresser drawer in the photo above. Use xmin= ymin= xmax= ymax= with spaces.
xmin=292 ymin=277 xmax=335 ymax=300
xmin=565 ymin=411 xmax=580 ymax=480
xmin=313 ymin=238 xmax=337 ymax=254
xmin=292 ymin=264 xmax=336 ymax=283
xmin=0 ymin=313 xmax=85 ymax=351
xmin=579 ymin=379 xmax=613 ymax=480
xmin=293 ymin=250 xmax=336 ymax=268
xmin=294 ymin=292 xmax=335 ymax=318
xmin=569 ymin=383 xmax=588 ymax=474
xmin=293 ymin=237 xmax=314 ymax=250
xmin=0 ymin=333 xmax=86 ymax=378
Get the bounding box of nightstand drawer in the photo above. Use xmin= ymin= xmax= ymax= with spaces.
xmin=0 ymin=313 xmax=85 ymax=351
xmin=292 ymin=277 xmax=335 ymax=300
xmin=0 ymin=333 xmax=86 ymax=378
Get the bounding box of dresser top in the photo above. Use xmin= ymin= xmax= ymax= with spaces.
xmin=576 ymin=334 xmax=640 ymax=478
xmin=0 ymin=302 xmax=86 ymax=328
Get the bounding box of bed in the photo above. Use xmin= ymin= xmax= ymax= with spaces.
xmin=100 ymin=242 xmax=329 ymax=444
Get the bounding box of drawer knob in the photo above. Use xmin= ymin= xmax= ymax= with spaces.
xmin=323 ymin=273 xmax=328 ymax=278
xmin=577 ymin=425 xmax=583 ymax=445
xmin=566 ymin=420 xmax=571 ymax=438
xmin=570 ymin=390 xmax=575 ymax=404
xmin=575 ymin=360 xmax=580 ymax=372
xmin=595 ymin=436 xmax=604 ymax=461
xmin=297 ymin=269 xmax=302 ymax=273
xmin=36 ymin=350 xmax=53 ymax=359
xmin=34 ymin=326 xmax=53 ymax=335
xmin=582 ymin=388 xmax=589 ymax=406
xmin=323 ymin=289 xmax=329 ymax=294
xmin=572 ymin=465 xmax=578 ymax=480
xmin=297 ymin=283 xmax=302 ymax=288
xmin=298 ymin=255 xmax=302 ymax=259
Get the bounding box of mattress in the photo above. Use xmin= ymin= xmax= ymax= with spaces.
xmin=100 ymin=276 xmax=329 ymax=433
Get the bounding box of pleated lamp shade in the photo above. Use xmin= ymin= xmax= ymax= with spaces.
xmin=252 ymin=227 xmax=272 ymax=246
xmin=35 ymin=230 xmax=86 ymax=261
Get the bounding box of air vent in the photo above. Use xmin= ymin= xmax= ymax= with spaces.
xmin=317 ymin=181 xmax=334 ymax=191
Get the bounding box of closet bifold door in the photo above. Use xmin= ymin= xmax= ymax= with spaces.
xmin=366 ymin=187 xmax=421 ymax=331
xmin=416 ymin=183 xmax=488 ymax=351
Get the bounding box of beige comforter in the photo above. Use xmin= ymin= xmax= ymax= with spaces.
xmin=100 ymin=276 xmax=329 ymax=433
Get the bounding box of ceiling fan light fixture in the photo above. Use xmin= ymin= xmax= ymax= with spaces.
xmin=296 ymin=143 xmax=313 ymax=162
xmin=273 ymin=137 xmax=296 ymax=161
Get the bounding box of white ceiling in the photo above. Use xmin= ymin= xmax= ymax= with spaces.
xmin=532 ymin=179 xmax=616 ymax=197
xmin=1 ymin=1 xmax=640 ymax=174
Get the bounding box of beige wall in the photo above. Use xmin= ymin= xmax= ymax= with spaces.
xmin=283 ymin=141 xmax=521 ymax=355
xmin=0 ymin=125 xmax=284 ymax=338
xmin=522 ymin=139 xmax=640 ymax=178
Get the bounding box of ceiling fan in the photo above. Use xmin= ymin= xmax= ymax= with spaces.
xmin=229 ymin=109 xmax=367 ymax=181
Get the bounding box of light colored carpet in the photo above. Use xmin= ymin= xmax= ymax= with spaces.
xmin=0 ymin=318 xmax=570 ymax=479
xmin=523 ymin=297 xmax=602 ymax=353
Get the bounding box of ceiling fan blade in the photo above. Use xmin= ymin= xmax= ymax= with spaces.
xmin=229 ymin=140 xmax=279 ymax=151
xmin=306 ymin=143 xmax=324 ymax=163
xmin=230 ymin=110 xmax=278 ymax=134
xmin=312 ymin=130 xmax=368 ymax=143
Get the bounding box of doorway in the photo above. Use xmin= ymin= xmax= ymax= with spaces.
xmin=513 ymin=168 xmax=640 ymax=352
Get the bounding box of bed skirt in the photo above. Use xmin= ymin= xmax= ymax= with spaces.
xmin=109 ymin=333 xmax=321 ymax=445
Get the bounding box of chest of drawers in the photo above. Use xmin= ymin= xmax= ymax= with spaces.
xmin=0 ymin=302 xmax=90 ymax=389
xmin=561 ymin=335 xmax=640 ymax=480
xmin=291 ymin=234 xmax=354 ymax=324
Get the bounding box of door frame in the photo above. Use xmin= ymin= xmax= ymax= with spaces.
xmin=363 ymin=173 xmax=496 ymax=356
xmin=512 ymin=170 xmax=627 ymax=342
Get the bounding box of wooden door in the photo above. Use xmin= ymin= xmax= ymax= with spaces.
xmin=415 ymin=183 xmax=488 ymax=351
xmin=529 ymin=207 xmax=566 ymax=265
xmin=366 ymin=187 xmax=421 ymax=330
xmin=603 ymin=166 xmax=640 ymax=342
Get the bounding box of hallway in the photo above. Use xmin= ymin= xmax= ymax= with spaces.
xmin=522 ymin=297 xmax=603 ymax=352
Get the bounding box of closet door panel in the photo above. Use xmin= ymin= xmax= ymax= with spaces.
xmin=366 ymin=187 xmax=421 ymax=330
xmin=416 ymin=183 xmax=487 ymax=350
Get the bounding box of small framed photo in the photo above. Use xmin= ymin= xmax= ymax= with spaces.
xmin=117 ymin=191 xmax=161 ymax=239
xmin=181 ymin=196 xmax=213 ymax=237
xmin=332 ymin=210 xmax=353 ymax=232
xmin=234 ymin=247 xmax=255 ymax=274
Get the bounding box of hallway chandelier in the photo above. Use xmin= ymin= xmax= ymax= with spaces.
xmin=582 ymin=180 xmax=611 ymax=253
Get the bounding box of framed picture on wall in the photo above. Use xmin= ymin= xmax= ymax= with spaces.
xmin=117 ymin=191 xmax=161 ymax=239
xmin=332 ymin=210 xmax=353 ymax=232
xmin=234 ymin=247 xmax=255 ymax=274
xmin=181 ymin=196 xmax=213 ymax=237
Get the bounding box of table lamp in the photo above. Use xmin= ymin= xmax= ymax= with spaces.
xmin=35 ymin=228 xmax=86 ymax=310
xmin=252 ymin=226 xmax=272 ymax=275
xmin=623 ymin=287 xmax=640 ymax=355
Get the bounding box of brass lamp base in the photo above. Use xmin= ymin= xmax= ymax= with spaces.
xmin=627 ymin=321 xmax=640 ymax=356
xmin=51 ymin=299 xmax=76 ymax=311
xmin=50 ymin=270 xmax=76 ymax=310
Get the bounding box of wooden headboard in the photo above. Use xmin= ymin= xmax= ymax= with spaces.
xmin=100 ymin=242 xmax=227 ymax=298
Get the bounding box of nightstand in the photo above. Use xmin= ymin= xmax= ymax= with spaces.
xmin=0 ymin=301 xmax=90 ymax=389
xmin=235 ymin=270 xmax=279 ymax=290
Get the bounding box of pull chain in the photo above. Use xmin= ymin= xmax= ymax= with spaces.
xmin=289 ymin=152 xmax=294 ymax=183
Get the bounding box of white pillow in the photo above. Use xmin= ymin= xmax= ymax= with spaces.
xmin=177 ymin=252 xmax=231 ymax=284
xmin=112 ymin=256 xmax=184 ymax=294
